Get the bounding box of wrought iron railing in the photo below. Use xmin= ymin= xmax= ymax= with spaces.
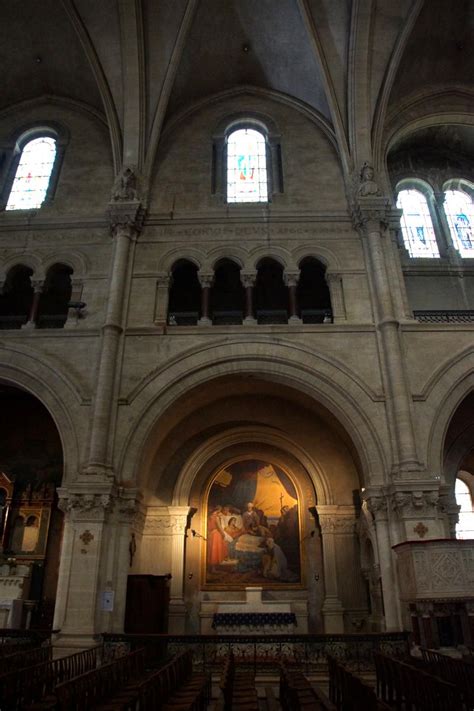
xmin=102 ymin=632 xmax=409 ymax=674
xmin=414 ymin=310 xmax=474 ymax=323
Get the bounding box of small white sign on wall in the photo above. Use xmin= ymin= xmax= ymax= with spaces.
xmin=101 ymin=590 xmax=115 ymax=612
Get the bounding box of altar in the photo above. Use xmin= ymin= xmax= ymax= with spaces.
xmin=201 ymin=587 xmax=303 ymax=634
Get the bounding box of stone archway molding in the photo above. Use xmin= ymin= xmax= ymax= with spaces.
xmin=118 ymin=338 xmax=388 ymax=488
xmin=0 ymin=342 xmax=83 ymax=483
xmin=172 ymin=425 xmax=329 ymax=506
xmin=426 ymin=347 xmax=474 ymax=479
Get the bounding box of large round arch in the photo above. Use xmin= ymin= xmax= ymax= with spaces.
xmin=117 ymin=339 xmax=388 ymax=489
xmin=0 ymin=344 xmax=83 ymax=483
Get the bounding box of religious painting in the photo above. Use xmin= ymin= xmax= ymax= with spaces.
xmin=204 ymin=459 xmax=302 ymax=588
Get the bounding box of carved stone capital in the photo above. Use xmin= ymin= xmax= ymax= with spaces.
xmin=30 ymin=279 xmax=44 ymax=293
xmin=365 ymin=496 xmax=389 ymax=521
xmin=351 ymin=196 xmax=391 ymax=233
xmin=58 ymin=488 xmax=115 ymax=522
xmin=283 ymin=270 xmax=300 ymax=288
xmin=319 ymin=515 xmax=356 ymax=534
xmin=325 ymin=271 xmax=342 ymax=284
xmin=156 ymin=272 xmax=172 ymax=288
xmin=390 ymin=489 xmax=440 ymax=517
xmin=107 ymin=201 xmax=146 ymax=235
xmin=198 ymin=272 xmax=214 ymax=289
xmin=240 ymin=271 xmax=257 ymax=288
xmin=143 ymin=506 xmax=190 ymax=536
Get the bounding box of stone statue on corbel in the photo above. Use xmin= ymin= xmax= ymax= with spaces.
xmin=111 ymin=165 xmax=141 ymax=202
xmin=358 ymin=162 xmax=382 ymax=197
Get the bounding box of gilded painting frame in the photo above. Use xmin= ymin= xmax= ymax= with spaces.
xmin=201 ymin=456 xmax=304 ymax=590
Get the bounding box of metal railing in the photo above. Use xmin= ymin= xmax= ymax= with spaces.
xmin=102 ymin=631 xmax=409 ymax=675
xmin=414 ymin=310 xmax=474 ymax=323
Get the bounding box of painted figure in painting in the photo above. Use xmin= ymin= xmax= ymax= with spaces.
xmin=205 ymin=459 xmax=301 ymax=587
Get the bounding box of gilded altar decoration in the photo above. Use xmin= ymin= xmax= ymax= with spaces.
xmin=204 ymin=459 xmax=302 ymax=588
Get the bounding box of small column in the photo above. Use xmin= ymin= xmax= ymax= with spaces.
xmin=318 ymin=509 xmax=345 ymax=633
xmin=388 ymin=212 xmax=413 ymax=321
xmin=283 ymin=270 xmax=301 ymax=324
xmin=433 ymin=192 xmax=459 ymax=262
xmin=325 ymin=272 xmax=346 ymax=323
xmin=22 ymin=279 xmax=43 ymax=329
xmin=167 ymin=506 xmax=191 ymax=633
xmin=240 ymin=271 xmax=257 ymax=324
xmin=198 ymin=272 xmax=213 ymax=326
xmin=366 ymin=494 xmax=401 ymax=630
xmin=64 ymin=278 xmax=84 ymax=329
xmin=354 ymin=197 xmax=420 ymax=473
xmin=154 ymin=272 xmax=172 ymax=331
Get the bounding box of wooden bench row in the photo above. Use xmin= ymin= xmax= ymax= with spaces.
xmin=328 ymin=655 xmax=391 ymax=711
xmin=219 ymin=651 xmax=258 ymax=711
xmin=53 ymin=647 xmax=210 ymax=711
xmin=280 ymin=662 xmax=336 ymax=710
xmin=0 ymin=643 xmax=51 ymax=675
xmin=374 ymin=652 xmax=464 ymax=711
xmin=136 ymin=648 xmax=211 ymax=711
xmin=419 ymin=646 xmax=474 ymax=708
xmin=0 ymin=645 xmax=99 ymax=711
xmin=54 ymin=647 xmax=145 ymax=711
xmin=0 ymin=640 xmax=38 ymax=658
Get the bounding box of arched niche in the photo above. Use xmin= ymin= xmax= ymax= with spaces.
xmin=0 ymin=383 xmax=65 ymax=629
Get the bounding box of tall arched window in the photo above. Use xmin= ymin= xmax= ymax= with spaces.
xmin=444 ymin=190 xmax=474 ymax=257
xmin=6 ymin=136 xmax=57 ymax=211
xmin=227 ymin=128 xmax=268 ymax=203
xmin=455 ymin=476 xmax=474 ymax=539
xmin=396 ymin=189 xmax=439 ymax=258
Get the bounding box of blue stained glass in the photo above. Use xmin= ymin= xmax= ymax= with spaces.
xmin=444 ymin=190 xmax=474 ymax=257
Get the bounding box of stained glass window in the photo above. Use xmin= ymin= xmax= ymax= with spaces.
xmin=6 ymin=136 xmax=57 ymax=211
xmin=455 ymin=478 xmax=474 ymax=540
xmin=396 ymin=189 xmax=439 ymax=258
xmin=443 ymin=189 xmax=474 ymax=257
xmin=227 ymin=128 xmax=268 ymax=203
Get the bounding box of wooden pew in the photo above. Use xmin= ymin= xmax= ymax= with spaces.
xmin=55 ymin=647 xmax=145 ymax=711
xmin=280 ymin=662 xmax=336 ymax=710
xmin=419 ymin=647 xmax=474 ymax=709
xmin=0 ymin=644 xmax=51 ymax=675
xmin=328 ymin=655 xmax=391 ymax=711
xmin=0 ymin=645 xmax=99 ymax=711
xmin=219 ymin=651 xmax=258 ymax=711
xmin=374 ymin=652 xmax=464 ymax=711
xmin=136 ymin=649 xmax=211 ymax=711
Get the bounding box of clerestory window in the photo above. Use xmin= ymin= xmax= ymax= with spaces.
xmin=6 ymin=136 xmax=57 ymax=211
xmin=396 ymin=188 xmax=439 ymax=258
xmin=226 ymin=128 xmax=268 ymax=203
xmin=444 ymin=189 xmax=474 ymax=258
